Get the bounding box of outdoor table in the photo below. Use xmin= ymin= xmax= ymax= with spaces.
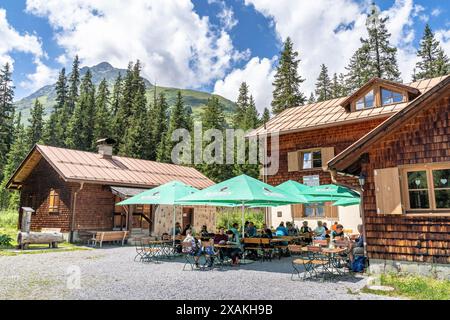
xmin=145 ymin=240 xmax=176 ymax=259
xmin=301 ymin=246 xmax=347 ymax=279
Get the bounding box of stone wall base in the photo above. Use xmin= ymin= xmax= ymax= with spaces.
xmin=368 ymin=258 xmax=450 ymax=280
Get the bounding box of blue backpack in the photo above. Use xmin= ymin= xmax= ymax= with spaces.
xmin=351 ymin=256 xmax=366 ymax=272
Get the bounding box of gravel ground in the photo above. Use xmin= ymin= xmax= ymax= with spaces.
xmin=0 ymin=246 xmax=397 ymax=300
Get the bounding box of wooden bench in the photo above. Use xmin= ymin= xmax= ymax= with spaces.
xmin=88 ymin=231 xmax=129 ymax=248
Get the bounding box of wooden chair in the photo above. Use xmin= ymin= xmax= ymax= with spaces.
xmin=300 ymin=246 xmax=329 ymax=281
xmin=312 ymin=239 xmax=328 ymax=247
xmin=181 ymin=241 xmax=198 ymax=271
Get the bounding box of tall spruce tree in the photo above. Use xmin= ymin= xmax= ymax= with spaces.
xmin=92 ymin=79 xmax=112 ymax=147
xmin=346 ymin=3 xmax=400 ymax=91
xmin=271 ymin=37 xmax=306 ymax=114
xmin=307 ymin=92 xmax=316 ymax=104
xmin=67 ymin=55 xmax=80 ymax=114
xmin=66 ymin=70 xmax=96 ymax=150
xmin=233 ymin=82 xmax=250 ymax=128
xmin=150 ymin=92 xmax=168 ymax=161
xmin=414 ymin=24 xmax=449 ymax=80
xmin=0 ymin=112 xmax=27 ymax=209
xmin=27 ymin=99 xmax=45 ymax=147
xmin=261 ymin=107 xmax=270 ymax=125
xmin=0 ymin=62 xmax=15 ymax=183
xmin=159 ymin=91 xmax=191 ymax=163
xmin=113 ymin=62 xmax=134 ymax=148
xmin=242 ymin=95 xmax=259 ymax=131
xmin=315 ymin=64 xmax=332 ymax=102
xmin=197 ymin=96 xmax=231 ymax=182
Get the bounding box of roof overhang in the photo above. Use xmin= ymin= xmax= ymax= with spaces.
xmin=110 ymin=186 xmax=150 ymax=198
xmin=329 ymin=75 xmax=450 ymax=174
xmin=6 ymin=145 xmax=43 ymax=190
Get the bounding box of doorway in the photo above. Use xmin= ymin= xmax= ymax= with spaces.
xmin=182 ymin=207 xmax=194 ymax=230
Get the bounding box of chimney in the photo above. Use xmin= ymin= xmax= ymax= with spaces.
xmin=96 ymin=138 xmax=116 ymax=159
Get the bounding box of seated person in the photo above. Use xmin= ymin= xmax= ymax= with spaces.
xmin=230 ymin=223 xmax=240 ymax=237
xmin=275 ymin=222 xmax=288 ymax=237
xmin=331 ymin=221 xmax=339 ymax=231
xmin=182 ymin=230 xmax=202 ymax=268
xmin=170 ymin=222 xmax=182 ymax=237
xmin=225 ymin=230 xmax=242 ymax=265
xmin=200 ymin=225 xmax=210 ymax=238
xmin=323 ymin=222 xmax=330 ymax=238
xmin=300 ymin=221 xmax=312 ymax=234
xmin=246 ymin=222 xmax=257 ymax=237
xmin=261 ymin=228 xmax=273 ymax=239
xmin=181 ymin=224 xmax=195 ymax=236
xmin=313 ymin=221 xmax=327 ymax=240
xmin=287 ymin=222 xmax=299 ymax=236
xmin=331 ymin=224 xmax=345 ymax=240
xmin=349 ymin=224 xmax=365 ymax=263
xmin=213 ymin=227 xmax=228 ymax=244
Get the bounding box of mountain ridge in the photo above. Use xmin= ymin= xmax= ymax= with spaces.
xmin=14 ymin=62 xmax=236 ymax=123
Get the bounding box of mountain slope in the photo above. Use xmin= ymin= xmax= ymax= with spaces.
xmin=14 ymin=62 xmax=236 ymax=122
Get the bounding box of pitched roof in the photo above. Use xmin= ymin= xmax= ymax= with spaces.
xmin=248 ymin=76 xmax=448 ymax=137
xmin=7 ymin=144 xmax=214 ymax=190
xmin=328 ymin=75 xmax=450 ymax=174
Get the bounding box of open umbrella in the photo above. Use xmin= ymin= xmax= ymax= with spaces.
xmin=303 ymin=184 xmax=360 ymax=202
xmin=331 ymin=197 xmax=361 ymax=207
xmin=176 ymin=174 xmax=302 ymax=240
xmin=275 ymin=180 xmax=333 ymax=203
xmin=117 ymin=180 xmax=200 ymax=247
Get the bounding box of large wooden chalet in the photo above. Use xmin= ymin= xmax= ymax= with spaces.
xmin=250 ymin=75 xmax=449 ymax=274
xmin=6 ymin=140 xmax=216 ymax=242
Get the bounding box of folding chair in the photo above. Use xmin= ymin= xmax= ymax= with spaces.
xmin=301 ymin=246 xmax=329 ymax=281
xmin=134 ymin=238 xmax=148 ymax=262
xmin=181 ymin=242 xmax=198 ymax=271
xmin=142 ymin=239 xmax=161 ymax=263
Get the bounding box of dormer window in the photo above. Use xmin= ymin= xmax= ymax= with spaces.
xmin=355 ymin=90 xmax=374 ymax=110
xmin=381 ymin=88 xmax=404 ymax=106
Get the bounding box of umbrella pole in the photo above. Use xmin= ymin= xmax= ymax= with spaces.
xmin=241 ymin=202 xmax=245 ymax=263
xmin=172 ymin=205 xmax=176 ymax=249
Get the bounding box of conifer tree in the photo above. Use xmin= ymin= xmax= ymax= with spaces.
xmin=113 ymin=62 xmax=134 ymax=147
xmin=315 ymin=64 xmax=332 ymax=102
xmin=66 ymin=70 xmax=96 ymax=150
xmin=261 ymin=107 xmax=270 ymax=125
xmin=242 ymin=95 xmax=259 ymax=131
xmin=92 ymin=79 xmax=112 ymax=147
xmin=271 ymin=37 xmax=306 ymax=114
xmin=414 ymin=24 xmax=449 ymax=80
xmin=0 ymin=113 xmax=28 ymax=209
xmin=27 ymin=99 xmax=45 ymax=147
xmin=111 ymin=74 xmax=123 ymax=117
xmin=67 ymin=55 xmax=80 ymax=114
xmin=307 ymin=92 xmax=316 ymax=104
xmin=0 ymin=62 xmax=15 ymax=182
xmin=159 ymin=91 xmax=191 ymax=163
xmin=233 ymin=82 xmax=249 ymax=128
xmin=345 ymin=3 xmax=400 ymax=91
xmin=150 ymin=92 xmax=168 ymax=161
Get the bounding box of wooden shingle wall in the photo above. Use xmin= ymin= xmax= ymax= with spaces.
xmin=362 ymin=96 xmax=450 ymax=264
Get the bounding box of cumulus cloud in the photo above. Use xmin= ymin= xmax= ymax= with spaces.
xmin=214 ymin=56 xmax=276 ymax=112
xmin=240 ymin=0 xmax=448 ymax=100
xmin=25 ymin=0 xmax=246 ymax=89
xmin=0 ymin=8 xmax=57 ymax=94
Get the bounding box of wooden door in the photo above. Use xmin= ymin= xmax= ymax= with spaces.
xmin=182 ymin=207 xmax=194 ymax=229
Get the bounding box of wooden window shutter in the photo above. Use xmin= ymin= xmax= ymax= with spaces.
xmin=324 ymin=202 xmax=338 ymax=218
xmin=291 ymin=204 xmax=304 ymax=219
xmin=48 ymin=189 xmax=60 ymax=213
xmin=287 ymin=151 xmax=300 ymax=172
xmin=374 ymin=167 xmax=402 ymax=214
xmin=321 ymin=147 xmax=335 ymax=171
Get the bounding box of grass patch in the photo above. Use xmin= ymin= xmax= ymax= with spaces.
xmin=362 ymin=273 xmax=450 ymax=300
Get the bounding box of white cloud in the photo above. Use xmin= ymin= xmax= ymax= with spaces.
xmin=214 ymin=56 xmax=276 ymax=112
xmin=26 ymin=0 xmax=246 ymax=90
xmin=0 ymin=8 xmax=57 ymax=95
xmin=435 ymin=29 xmax=450 ymax=57
xmin=431 ymin=8 xmax=442 ymax=17
xmin=217 ymin=4 xmax=238 ymax=31
xmin=242 ymin=0 xmax=444 ymax=99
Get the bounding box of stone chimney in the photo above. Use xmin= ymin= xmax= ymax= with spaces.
xmin=96 ymin=138 xmax=116 ymax=159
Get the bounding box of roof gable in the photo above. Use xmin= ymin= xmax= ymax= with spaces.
xmin=248 ymin=76 xmax=447 ymax=137
xmin=7 ymin=144 xmax=214 ymax=190
xmin=328 ymin=75 xmax=450 ymax=174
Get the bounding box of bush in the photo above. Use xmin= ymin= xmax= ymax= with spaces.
xmin=0 ymin=210 xmax=18 ymax=229
xmin=215 ymin=208 xmax=265 ymax=230
xmin=0 ymin=234 xmax=13 ymax=247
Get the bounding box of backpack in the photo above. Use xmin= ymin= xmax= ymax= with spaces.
xmin=351 ymin=256 xmax=366 ymax=272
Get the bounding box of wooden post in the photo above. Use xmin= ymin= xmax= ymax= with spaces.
xmin=128 ymin=205 xmax=134 ymax=231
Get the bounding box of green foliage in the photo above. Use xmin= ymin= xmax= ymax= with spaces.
xmin=271 ymin=37 xmax=306 ymax=114
xmin=215 ymin=208 xmax=265 ymax=230
xmin=92 ymin=78 xmax=112 ymax=146
xmin=345 ymin=4 xmax=400 ymax=92
xmin=414 ymin=24 xmax=449 ymax=80
xmin=27 ymin=99 xmax=45 ymax=147
xmin=0 ymin=233 xmax=13 ymax=247
xmin=0 ymin=210 xmax=18 ymax=229
xmin=0 ymin=62 xmax=15 ymax=183
xmin=364 ymin=273 xmax=450 ymax=300
xmin=315 ymin=64 xmax=332 ymax=102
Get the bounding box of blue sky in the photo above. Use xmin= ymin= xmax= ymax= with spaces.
xmin=0 ymin=0 xmax=449 ymax=110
